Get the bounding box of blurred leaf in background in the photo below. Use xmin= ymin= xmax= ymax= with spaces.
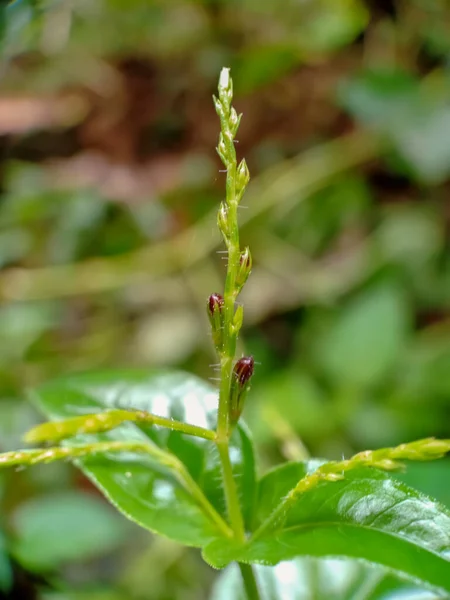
xmin=10 ymin=491 xmax=131 ymax=571
xmin=312 ymin=281 xmax=410 ymax=389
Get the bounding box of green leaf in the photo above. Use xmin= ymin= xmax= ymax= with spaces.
xmin=212 ymin=558 xmax=445 ymax=600
xmin=234 ymin=45 xmax=299 ymax=94
xmin=293 ymin=0 xmax=369 ymax=56
xmin=314 ymin=282 xmax=409 ymax=387
xmin=339 ymin=70 xmax=450 ymax=183
xmin=204 ymin=462 xmax=450 ymax=594
xmin=29 ymin=370 xmax=256 ymax=547
xmin=11 ymin=491 xmax=130 ymax=571
xmin=238 ymin=0 xmax=368 ymax=57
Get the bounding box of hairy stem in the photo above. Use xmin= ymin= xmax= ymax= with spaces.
xmin=239 ymin=563 xmax=261 ymax=600
xmin=217 ymin=439 xmax=246 ymax=542
xmin=217 ymin=356 xmax=233 ymax=437
xmin=212 ymin=69 xmax=249 ymax=546
xmin=217 ymin=137 xmax=239 ymax=438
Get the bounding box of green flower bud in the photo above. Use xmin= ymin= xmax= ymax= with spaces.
xmin=229 ymin=107 xmax=242 ymax=138
xmin=232 ymin=304 xmax=243 ymax=335
xmin=323 ymin=472 xmax=344 ymax=482
xmin=212 ymin=94 xmax=222 ymax=116
xmin=372 ymin=459 xmax=401 ymax=471
xmin=236 ymin=158 xmax=250 ymax=196
xmin=216 ymin=132 xmax=228 ymax=166
xmin=218 ymin=67 xmax=233 ymax=109
xmin=217 ymin=202 xmax=230 ymax=242
xmin=229 ymin=356 xmax=254 ymax=427
xmin=235 ymin=246 xmax=252 ymax=293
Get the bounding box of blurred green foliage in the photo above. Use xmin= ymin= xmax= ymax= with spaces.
xmin=0 ymin=0 xmax=449 ymax=597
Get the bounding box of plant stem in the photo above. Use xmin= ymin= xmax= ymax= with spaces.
xmin=212 ymin=69 xmax=249 ymax=544
xmin=217 ymin=355 xmax=233 ymax=436
xmin=239 ymin=563 xmax=261 ymax=600
xmin=217 ymin=181 xmax=239 ymax=439
xmin=212 ymin=69 xmax=260 ymax=599
xmin=217 ymin=439 xmax=245 ymax=541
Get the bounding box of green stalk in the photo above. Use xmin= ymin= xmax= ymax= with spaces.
xmin=211 ymin=68 xmax=260 ymax=599
xmin=239 ymin=563 xmax=261 ymax=600
xmin=216 ymin=92 xmax=240 ymax=440
xmin=217 ymin=355 xmax=233 ymax=436
xmin=217 ymin=439 xmax=245 ymax=541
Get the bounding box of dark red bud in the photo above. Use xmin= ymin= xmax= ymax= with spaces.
xmin=208 ymin=293 xmax=224 ymax=316
xmin=233 ymin=356 xmax=254 ymax=386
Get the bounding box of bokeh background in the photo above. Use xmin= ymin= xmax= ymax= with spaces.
xmin=0 ymin=0 xmax=449 ymax=598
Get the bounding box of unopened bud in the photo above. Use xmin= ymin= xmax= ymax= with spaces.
xmin=236 ymin=158 xmax=250 ymax=197
xmin=409 ymin=438 xmax=450 ymax=459
xmin=235 ymin=247 xmax=252 ymax=293
xmin=229 ymin=356 xmax=254 ymax=426
xmin=229 ymin=107 xmax=242 ymax=138
xmin=208 ymin=293 xmax=224 ymax=317
xmin=212 ymin=94 xmax=222 ymax=116
xmin=232 ymin=304 xmax=244 ymax=334
xmin=323 ymin=472 xmax=344 ymax=482
xmin=218 ymin=67 xmax=233 ymax=109
xmin=207 ymin=293 xmax=224 ymax=351
xmin=372 ymin=459 xmax=401 ymax=471
xmin=217 ymin=202 xmax=229 ymax=242
xmin=216 ymin=133 xmax=228 ymax=166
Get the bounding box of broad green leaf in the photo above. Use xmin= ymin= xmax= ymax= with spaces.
xmin=203 ymin=462 xmax=450 ymax=593
xmin=11 ymin=491 xmax=130 ymax=570
xmin=314 ymin=282 xmax=409 ymax=387
xmin=29 ymin=370 xmax=256 ymax=548
xmin=212 ymin=558 xmax=445 ymax=600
